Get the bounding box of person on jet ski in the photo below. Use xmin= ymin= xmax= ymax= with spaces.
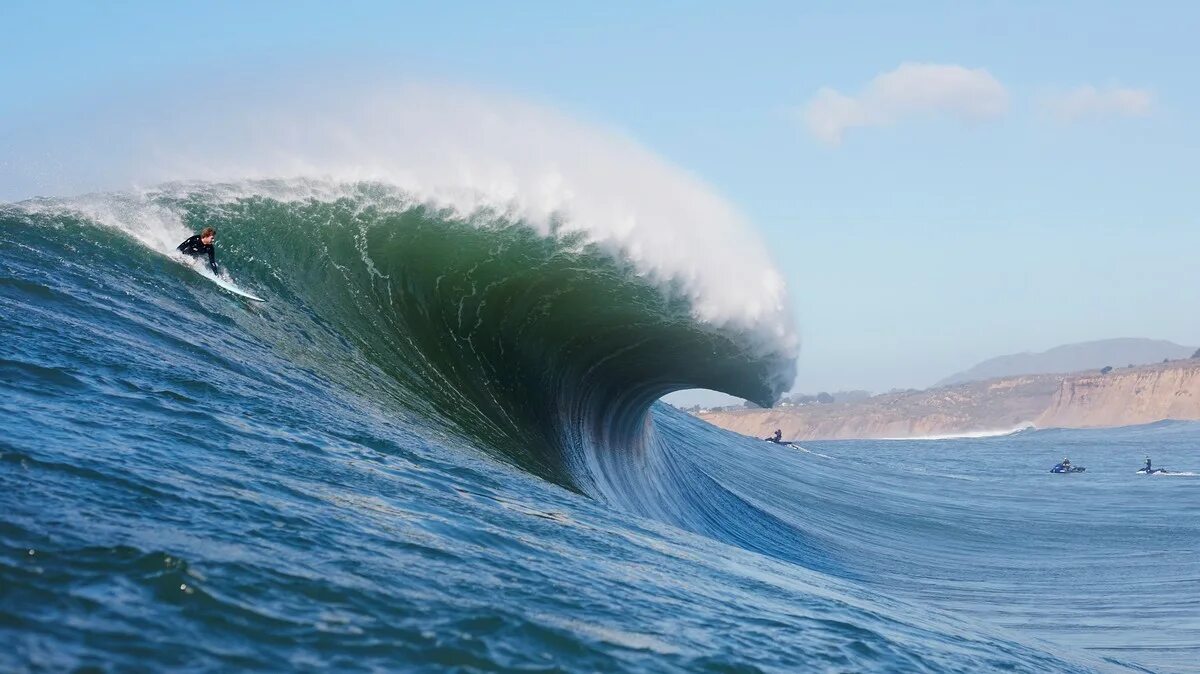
xmin=1061 ymin=457 xmax=1072 ymax=470
xmin=765 ymin=429 xmax=783 ymax=443
xmin=1144 ymin=456 xmax=1152 ymax=472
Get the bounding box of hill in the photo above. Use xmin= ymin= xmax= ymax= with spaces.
xmin=936 ymin=338 xmax=1195 ymax=387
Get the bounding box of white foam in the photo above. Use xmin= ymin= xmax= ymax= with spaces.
xmin=10 ymin=83 xmax=798 ymax=363
xmin=18 ymin=191 xmax=192 ymax=254
xmin=880 ymin=423 xmax=1035 ymax=441
xmin=789 ymin=445 xmax=834 ymax=459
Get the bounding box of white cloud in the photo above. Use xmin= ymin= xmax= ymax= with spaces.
xmin=1041 ymin=85 xmax=1153 ymax=121
xmin=802 ymin=62 xmax=1009 ymax=145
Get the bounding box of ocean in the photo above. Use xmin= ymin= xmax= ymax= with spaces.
xmin=2 ymin=183 xmax=1197 ymax=673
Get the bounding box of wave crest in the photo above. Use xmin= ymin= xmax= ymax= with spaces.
xmin=6 ymin=85 xmax=797 ymax=357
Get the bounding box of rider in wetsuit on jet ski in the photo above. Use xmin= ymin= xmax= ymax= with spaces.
xmin=1051 ymin=457 xmax=1084 ymax=473
xmin=1137 ymin=456 xmax=1168 ymax=474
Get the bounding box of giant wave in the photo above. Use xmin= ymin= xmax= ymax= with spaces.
xmin=7 ymin=180 xmax=795 ymax=513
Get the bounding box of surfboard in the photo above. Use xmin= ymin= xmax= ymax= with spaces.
xmin=172 ymin=252 xmax=264 ymax=302
xmin=206 ymin=272 xmax=265 ymax=302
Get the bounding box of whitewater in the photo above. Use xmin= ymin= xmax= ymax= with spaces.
xmin=3 ymin=90 xmax=1198 ymax=672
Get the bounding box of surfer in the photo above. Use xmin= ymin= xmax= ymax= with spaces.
xmin=177 ymin=227 xmax=218 ymax=273
xmin=765 ymin=429 xmax=783 ymax=443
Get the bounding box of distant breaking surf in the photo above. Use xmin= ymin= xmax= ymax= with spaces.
xmin=879 ymin=423 xmax=1036 ymax=441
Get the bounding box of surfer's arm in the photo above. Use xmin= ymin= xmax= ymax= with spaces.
xmin=207 ymin=247 xmax=218 ymax=273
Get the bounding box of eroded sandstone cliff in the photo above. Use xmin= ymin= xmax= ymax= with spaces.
xmin=1036 ymin=362 xmax=1200 ymax=428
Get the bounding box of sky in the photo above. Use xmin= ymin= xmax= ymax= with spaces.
xmin=3 ymin=1 xmax=1198 ymax=403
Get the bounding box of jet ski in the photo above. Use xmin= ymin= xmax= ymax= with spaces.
xmin=1050 ymin=464 xmax=1086 ymax=473
xmin=1136 ymin=467 xmax=1170 ymax=475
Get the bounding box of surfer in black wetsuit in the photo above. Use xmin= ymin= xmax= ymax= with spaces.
xmin=177 ymin=227 xmax=218 ymax=273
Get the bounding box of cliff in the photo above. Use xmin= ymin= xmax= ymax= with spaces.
xmin=698 ymin=360 xmax=1200 ymax=441
xmin=1036 ymin=362 xmax=1200 ymax=428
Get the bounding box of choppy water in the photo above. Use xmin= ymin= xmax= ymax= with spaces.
xmin=2 ymin=186 xmax=1197 ymax=672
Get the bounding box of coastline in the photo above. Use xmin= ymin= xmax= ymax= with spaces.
xmin=697 ymin=360 xmax=1200 ymax=441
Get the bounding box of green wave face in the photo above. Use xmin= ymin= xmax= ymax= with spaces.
xmin=6 ymin=183 xmax=794 ymax=495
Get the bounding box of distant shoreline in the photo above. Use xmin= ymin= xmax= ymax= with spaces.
xmin=698 ymin=359 xmax=1200 ymax=441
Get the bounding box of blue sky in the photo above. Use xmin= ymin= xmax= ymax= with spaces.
xmin=3 ymin=1 xmax=1198 ymax=397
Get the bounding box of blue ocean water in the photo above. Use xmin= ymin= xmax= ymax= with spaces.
xmin=2 ymin=186 xmax=1198 ymax=673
